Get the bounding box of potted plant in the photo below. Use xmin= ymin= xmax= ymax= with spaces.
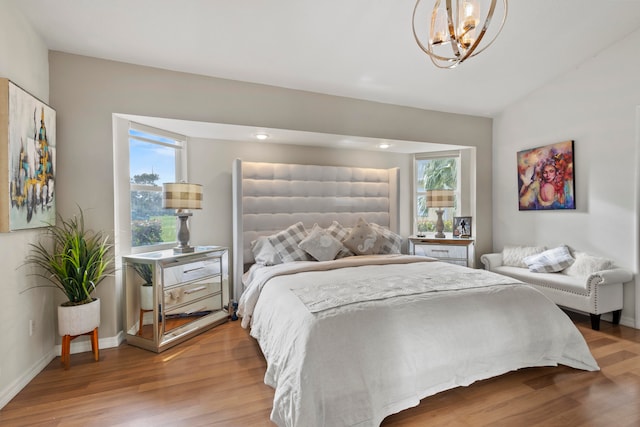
xmin=26 ymin=207 xmax=114 ymax=337
xmin=133 ymin=263 xmax=154 ymax=310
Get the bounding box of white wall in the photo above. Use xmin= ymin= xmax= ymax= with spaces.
xmin=0 ymin=0 xmax=56 ymax=409
xmin=493 ymin=28 xmax=640 ymax=327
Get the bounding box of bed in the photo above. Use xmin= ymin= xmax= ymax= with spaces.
xmin=232 ymin=159 xmax=598 ymax=427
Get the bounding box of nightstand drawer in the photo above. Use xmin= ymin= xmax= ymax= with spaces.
xmin=163 ymin=259 xmax=221 ymax=286
xmin=415 ymin=244 xmax=467 ymax=259
xmin=164 ymin=278 xmax=222 ymax=309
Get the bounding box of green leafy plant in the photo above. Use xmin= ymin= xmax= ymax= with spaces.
xmin=26 ymin=208 xmax=114 ymax=306
xmin=132 ymin=263 xmax=153 ymax=285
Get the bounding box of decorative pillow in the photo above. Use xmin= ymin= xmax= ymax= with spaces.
xmin=502 ymin=245 xmax=546 ymax=268
xmin=324 ymin=221 xmax=355 ymax=258
xmin=369 ymin=222 xmax=402 ymax=254
xmin=343 ymin=218 xmax=383 ymax=255
xmin=266 ymin=222 xmax=313 ymax=263
xmin=523 ymin=246 xmax=574 ymax=273
xmin=298 ymin=225 xmax=343 ymax=261
xmin=325 ymin=221 xmax=351 ymax=241
xmin=563 ymin=252 xmax=613 ymax=277
xmin=250 ymin=236 xmax=282 ymax=265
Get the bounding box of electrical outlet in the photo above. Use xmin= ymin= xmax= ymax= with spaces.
xmin=29 ymin=319 xmax=34 ymax=336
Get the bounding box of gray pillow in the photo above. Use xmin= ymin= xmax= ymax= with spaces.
xmin=299 ymin=225 xmax=343 ymax=261
xmin=523 ymin=246 xmax=574 ymax=273
xmin=343 ymin=218 xmax=383 ymax=255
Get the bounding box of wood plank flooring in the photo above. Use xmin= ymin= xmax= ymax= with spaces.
xmin=1 ymin=312 xmax=639 ymax=426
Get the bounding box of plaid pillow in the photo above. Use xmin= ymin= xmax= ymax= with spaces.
xmin=324 ymin=221 xmax=354 ymax=258
xmin=369 ymin=222 xmax=402 ymax=254
xmin=523 ymin=246 xmax=575 ymax=273
xmin=267 ymin=222 xmax=313 ymax=263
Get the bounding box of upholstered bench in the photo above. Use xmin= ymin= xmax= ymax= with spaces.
xmin=481 ymin=246 xmax=633 ymax=330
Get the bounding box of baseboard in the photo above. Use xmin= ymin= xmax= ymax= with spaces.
xmin=53 ymin=330 xmax=126 ymax=356
xmin=0 ymin=331 xmax=126 ymax=410
xmin=0 ymin=350 xmax=55 ymax=410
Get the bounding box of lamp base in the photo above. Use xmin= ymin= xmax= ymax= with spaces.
xmin=434 ymin=208 xmax=446 ymax=238
xmin=173 ymin=245 xmax=195 ymax=254
xmin=174 ymin=211 xmax=194 ymax=254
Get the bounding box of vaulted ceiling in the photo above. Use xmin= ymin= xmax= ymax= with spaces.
xmin=12 ymin=0 xmax=640 ymax=150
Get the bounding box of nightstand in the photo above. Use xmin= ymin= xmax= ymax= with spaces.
xmin=122 ymin=246 xmax=230 ymax=353
xmin=408 ymin=236 xmax=475 ymax=267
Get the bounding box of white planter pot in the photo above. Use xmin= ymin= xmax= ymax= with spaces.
xmin=58 ymin=298 xmax=101 ymax=336
xmin=140 ymin=285 xmax=154 ymax=310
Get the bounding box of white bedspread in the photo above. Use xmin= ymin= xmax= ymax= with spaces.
xmin=239 ymin=256 xmax=599 ymax=427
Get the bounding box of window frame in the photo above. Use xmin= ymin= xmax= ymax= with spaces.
xmin=413 ymin=151 xmax=461 ymax=236
xmin=114 ymin=119 xmax=188 ymax=256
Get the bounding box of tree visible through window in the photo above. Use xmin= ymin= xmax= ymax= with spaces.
xmin=129 ymin=127 xmax=184 ymax=248
xmin=415 ymin=156 xmax=458 ymax=234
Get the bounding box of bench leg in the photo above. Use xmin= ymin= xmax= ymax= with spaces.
xmin=612 ymin=310 xmax=622 ymax=325
xmin=590 ymin=314 xmax=601 ymax=331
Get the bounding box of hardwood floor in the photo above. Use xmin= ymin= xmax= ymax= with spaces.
xmin=1 ymin=313 xmax=639 ymax=426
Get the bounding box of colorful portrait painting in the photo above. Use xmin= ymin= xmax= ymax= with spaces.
xmin=6 ymin=81 xmax=56 ymax=230
xmin=518 ymin=140 xmax=575 ymax=211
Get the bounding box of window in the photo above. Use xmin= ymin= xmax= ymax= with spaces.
xmin=128 ymin=123 xmax=186 ymax=250
xmin=414 ymin=153 xmax=459 ymax=235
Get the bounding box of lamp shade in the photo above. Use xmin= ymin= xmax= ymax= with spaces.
xmin=162 ymin=183 xmax=203 ymax=210
xmin=426 ymin=189 xmax=455 ymax=208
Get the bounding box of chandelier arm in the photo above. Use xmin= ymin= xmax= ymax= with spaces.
xmin=444 ymin=0 xmax=462 ymax=59
xmin=411 ymin=0 xmax=462 ymax=65
xmin=466 ymin=0 xmax=508 ymax=58
xmin=458 ymin=0 xmax=497 ymax=62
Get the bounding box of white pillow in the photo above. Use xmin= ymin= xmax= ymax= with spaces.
xmin=250 ymin=236 xmax=282 ymax=266
xmin=266 ymin=222 xmax=313 ymax=263
xmin=563 ymin=252 xmax=613 ymax=277
xmin=299 ymin=225 xmax=343 ymax=261
xmin=502 ymin=245 xmax=546 ymax=268
xmin=523 ymin=246 xmax=574 ymax=273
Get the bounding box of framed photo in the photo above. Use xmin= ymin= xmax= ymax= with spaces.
xmin=517 ymin=140 xmax=575 ymax=211
xmin=453 ymin=216 xmax=472 ymax=238
xmin=0 ymin=79 xmax=56 ymax=231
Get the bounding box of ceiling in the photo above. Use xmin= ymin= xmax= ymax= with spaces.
xmin=12 ymin=0 xmax=640 ymax=152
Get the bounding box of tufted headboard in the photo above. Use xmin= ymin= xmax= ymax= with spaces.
xmin=231 ymin=159 xmax=400 ymax=299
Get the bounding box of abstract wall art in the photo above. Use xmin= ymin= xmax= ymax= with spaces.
xmin=0 ymin=78 xmax=56 ymax=231
xmin=517 ymin=140 xmax=574 ymax=211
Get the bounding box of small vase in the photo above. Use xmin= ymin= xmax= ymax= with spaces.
xmin=58 ymin=298 xmax=100 ymax=337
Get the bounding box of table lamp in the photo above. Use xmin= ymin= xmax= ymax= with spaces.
xmin=162 ymin=182 xmax=203 ymax=253
xmin=426 ymin=189 xmax=455 ymax=238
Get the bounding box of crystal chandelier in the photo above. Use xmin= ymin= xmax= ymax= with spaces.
xmin=412 ymin=0 xmax=508 ymax=69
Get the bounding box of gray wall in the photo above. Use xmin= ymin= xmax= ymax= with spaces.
xmin=0 ymin=0 xmax=54 ymax=408
xmin=0 ymin=14 xmax=493 ymax=407
xmin=48 ymin=50 xmax=493 ymax=342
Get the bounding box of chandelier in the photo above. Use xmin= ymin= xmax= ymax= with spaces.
xmin=412 ymin=0 xmax=508 ymax=69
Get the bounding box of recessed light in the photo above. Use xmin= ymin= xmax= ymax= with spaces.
xmin=255 ymin=133 xmax=269 ymax=140
xmin=378 ymin=143 xmax=391 ymax=149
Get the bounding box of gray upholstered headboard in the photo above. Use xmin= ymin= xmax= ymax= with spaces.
xmin=231 ymin=159 xmax=400 ymax=299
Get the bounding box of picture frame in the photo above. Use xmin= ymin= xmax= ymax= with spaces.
xmin=0 ymin=78 xmax=56 ymax=231
xmin=517 ymin=140 xmax=575 ymax=211
xmin=453 ymin=216 xmax=472 ymax=238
